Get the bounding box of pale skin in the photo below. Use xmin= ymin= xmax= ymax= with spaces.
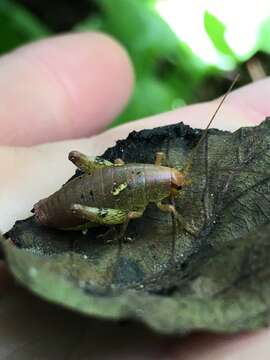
xmin=1 ymin=33 xmax=270 ymax=359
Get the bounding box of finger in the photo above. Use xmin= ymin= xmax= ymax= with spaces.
xmin=173 ymin=330 xmax=270 ymax=359
xmin=0 ymin=32 xmax=134 ymax=146
xmin=91 ymin=77 xmax=269 ymax=144
xmin=227 ymin=77 xmax=270 ymax=121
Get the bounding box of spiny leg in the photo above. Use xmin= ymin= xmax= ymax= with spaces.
xmin=97 ymin=208 xmax=140 ymax=243
xmin=170 ymin=204 xmax=177 ymax=263
xmin=71 ymin=204 xmax=127 ymax=253
xmin=71 ymin=204 xmax=129 ymax=225
xmin=115 ymin=210 xmax=144 ymax=256
xmin=156 ymin=201 xmax=177 ymax=263
xmin=156 ymin=202 xmax=196 ymax=235
xmin=155 ymin=152 xmax=166 ymax=166
xmin=71 ymin=204 xmax=144 ymax=240
xmin=169 ymin=197 xmax=179 ymax=263
xmin=97 ymin=226 xmax=118 ymax=243
xmin=69 ymin=151 xmax=114 ymax=173
xmin=156 ymin=201 xmax=196 ymax=263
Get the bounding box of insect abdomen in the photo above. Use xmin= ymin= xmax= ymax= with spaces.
xmin=33 ymin=175 xmax=88 ymax=228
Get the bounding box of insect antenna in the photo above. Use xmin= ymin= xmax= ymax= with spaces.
xmin=183 ymin=73 xmax=240 ymax=175
xmin=169 ymin=74 xmax=240 ymax=265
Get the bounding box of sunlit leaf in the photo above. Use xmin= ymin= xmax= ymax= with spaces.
xmin=204 ymin=11 xmax=236 ymax=59
xmin=74 ymin=0 xmax=206 ymax=124
xmin=112 ymin=76 xmax=184 ymax=126
xmin=258 ymin=17 xmax=270 ymax=54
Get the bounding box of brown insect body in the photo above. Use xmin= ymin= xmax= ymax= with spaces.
xmin=34 ymin=163 xmax=186 ymax=229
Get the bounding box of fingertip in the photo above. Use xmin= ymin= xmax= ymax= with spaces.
xmin=0 ymin=32 xmax=134 ymax=145
xmin=220 ymin=77 xmax=270 ymax=124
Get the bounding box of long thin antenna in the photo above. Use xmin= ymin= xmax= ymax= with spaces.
xmin=184 ymin=73 xmax=240 ymax=173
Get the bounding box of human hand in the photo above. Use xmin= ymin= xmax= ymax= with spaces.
xmin=0 ymin=33 xmax=270 ymax=359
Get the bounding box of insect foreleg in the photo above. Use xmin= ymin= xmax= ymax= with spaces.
xmin=97 ymin=226 xmax=118 ymax=242
xmin=156 ymin=202 xmax=196 ymax=236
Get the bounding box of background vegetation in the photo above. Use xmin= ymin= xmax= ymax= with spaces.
xmin=1 ymin=0 xmax=270 ymax=126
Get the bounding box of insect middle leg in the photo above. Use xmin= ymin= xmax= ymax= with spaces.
xmin=116 ymin=210 xmax=144 ymax=243
xmin=156 ymin=201 xmax=196 ymax=263
xmin=156 ymin=202 xmax=196 ymax=235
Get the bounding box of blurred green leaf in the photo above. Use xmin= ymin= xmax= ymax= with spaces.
xmin=113 ymin=75 xmax=184 ymax=126
xmin=1 ymin=0 xmax=267 ymax=128
xmin=99 ymin=0 xmax=204 ymax=73
xmin=74 ymin=15 xmax=104 ymax=32
xmin=0 ymin=0 xmax=50 ymax=54
xmin=75 ymin=0 xmax=207 ymax=125
xmin=258 ymin=17 xmax=270 ymax=53
xmin=204 ymin=11 xmax=236 ymax=59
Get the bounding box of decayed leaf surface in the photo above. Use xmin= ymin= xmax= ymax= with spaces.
xmin=2 ymin=119 xmax=270 ymax=334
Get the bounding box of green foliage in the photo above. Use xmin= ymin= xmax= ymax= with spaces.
xmin=258 ymin=17 xmax=270 ymax=53
xmin=114 ymin=76 xmax=180 ymax=126
xmin=204 ymin=11 xmax=236 ymax=59
xmin=76 ymin=0 xmax=206 ymax=125
xmin=1 ymin=1 xmax=270 ymax=125
xmin=0 ymin=0 xmax=50 ymax=54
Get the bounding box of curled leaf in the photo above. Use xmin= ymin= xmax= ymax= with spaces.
xmin=2 ymin=119 xmax=270 ymax=334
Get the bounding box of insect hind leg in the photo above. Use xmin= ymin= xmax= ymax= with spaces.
xmin=71 ymin=204 xmax=129 ymax=225
xmin=69 ymin=151 xmax=115 ymax=173
xmin=71 ymin=204 xmax=144 ymax=241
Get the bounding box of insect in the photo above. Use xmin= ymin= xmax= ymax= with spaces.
xmin=33 ymin=151 xmax=192 ymax=235
xmin=33 ymin=76 xmax=239 ymax=247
